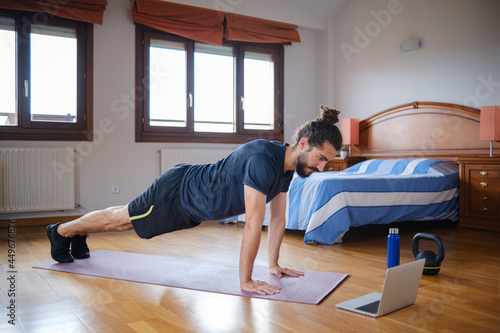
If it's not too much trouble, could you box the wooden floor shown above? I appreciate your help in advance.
[1,220,499,332]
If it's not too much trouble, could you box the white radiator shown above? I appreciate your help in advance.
[0,148,76,213]
[160,146,239,174]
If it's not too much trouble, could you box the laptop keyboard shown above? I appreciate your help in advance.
[355,300,380,314]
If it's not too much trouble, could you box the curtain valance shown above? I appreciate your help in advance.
[133,0,224,45]
[133,0,300,45]
[0,0,108,24]
[225,13,300,44]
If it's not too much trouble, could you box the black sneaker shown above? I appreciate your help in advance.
[46,223,74,263]
[71,234,90,259]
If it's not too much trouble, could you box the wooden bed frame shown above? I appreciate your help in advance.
[351,101,499,160]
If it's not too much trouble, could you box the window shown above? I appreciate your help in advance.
[0,10,93,141]
[244,49,276,131]
[0,16,15,127]
[136,25,284,143]
[193,43,235,133]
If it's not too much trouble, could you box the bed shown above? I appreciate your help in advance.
[285,158,459,244]
[267,102,497,244]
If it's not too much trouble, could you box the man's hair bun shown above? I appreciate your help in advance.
[319,105,340,124]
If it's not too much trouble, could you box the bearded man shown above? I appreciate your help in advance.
[46,106,342,295]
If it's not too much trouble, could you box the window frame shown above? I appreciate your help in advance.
[0,9,93,141]
[135,24,284,144]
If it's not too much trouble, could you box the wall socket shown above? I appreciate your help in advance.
[112,185,120,194]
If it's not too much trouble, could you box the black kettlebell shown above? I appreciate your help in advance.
[412,233,445,275]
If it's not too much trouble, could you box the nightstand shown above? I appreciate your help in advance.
[458,157,500,231]
[325,157,365,172]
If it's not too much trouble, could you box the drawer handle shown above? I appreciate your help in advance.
[480,182,488,187]
[480,196,488,201]
[480,207,488,212]
[480,171,488,176]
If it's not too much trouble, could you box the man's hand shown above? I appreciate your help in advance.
[240,279,281,295]
[269,264,304,278]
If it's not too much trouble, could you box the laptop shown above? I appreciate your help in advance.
[336,259,425,317]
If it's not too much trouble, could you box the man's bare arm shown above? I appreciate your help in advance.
[239,185,280,295]
[268,192,304,278]
[267,192,286,269]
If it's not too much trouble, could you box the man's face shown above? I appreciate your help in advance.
[296,142,337,178]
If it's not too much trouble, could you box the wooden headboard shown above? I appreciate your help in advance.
[351,101,499,160]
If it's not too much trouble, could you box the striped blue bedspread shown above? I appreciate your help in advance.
[285,159,459,244]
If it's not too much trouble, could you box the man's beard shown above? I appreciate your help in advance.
[296,151,319,178]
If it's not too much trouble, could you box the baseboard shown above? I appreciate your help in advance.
[0,216,81,228]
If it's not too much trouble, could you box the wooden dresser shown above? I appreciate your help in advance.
[458,157,500,231]
[325,157,365,172]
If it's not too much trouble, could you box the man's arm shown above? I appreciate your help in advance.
[268,192,286,269]
[239,185,280,295]
[268,192,304,278]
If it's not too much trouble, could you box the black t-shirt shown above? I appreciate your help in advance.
[179,139,294,221]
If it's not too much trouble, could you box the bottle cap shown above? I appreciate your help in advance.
[389,228,399,234]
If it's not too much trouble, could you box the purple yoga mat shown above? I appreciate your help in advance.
[34,250,348,304]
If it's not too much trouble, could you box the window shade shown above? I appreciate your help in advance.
[133,0,300,45]
[0,0,108,24]
[225,13,300,44]
[133,0,225,46]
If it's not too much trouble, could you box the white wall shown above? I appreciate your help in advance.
[284,28,320,141]
[316,15,336,109]
[2,0,319,219]
[9,0,497,220]
[334,0,500,119]
[164,0,329,30]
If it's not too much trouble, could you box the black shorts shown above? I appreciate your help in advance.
[128,164,200,239]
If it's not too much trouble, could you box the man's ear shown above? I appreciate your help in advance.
[298,138,309,150]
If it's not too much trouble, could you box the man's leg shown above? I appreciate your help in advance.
[47,205,133,263]
[58,205,133,237]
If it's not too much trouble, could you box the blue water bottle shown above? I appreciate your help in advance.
[387,228,400,268]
